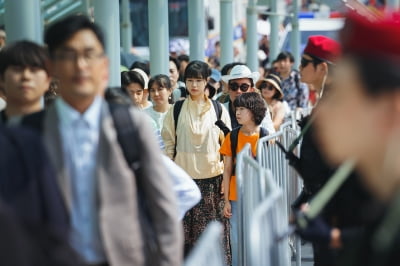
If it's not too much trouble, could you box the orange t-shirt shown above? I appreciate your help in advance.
[219,129,260,201]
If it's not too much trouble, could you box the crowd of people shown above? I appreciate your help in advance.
[0,8,400,266]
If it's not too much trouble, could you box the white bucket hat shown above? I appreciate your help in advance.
[221,65,260,85]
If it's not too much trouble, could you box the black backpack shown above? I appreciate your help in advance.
[172,99,230,157]
[173,99,223,130]
[230,126,269,174]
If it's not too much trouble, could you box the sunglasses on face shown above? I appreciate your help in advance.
[300,57,314,68]
[259,82,274,91]
[229,82,250,92]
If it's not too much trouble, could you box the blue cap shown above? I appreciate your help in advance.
[210,68,221,82]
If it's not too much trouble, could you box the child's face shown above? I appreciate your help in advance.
[235,106,254,126]
[2,65,50,106]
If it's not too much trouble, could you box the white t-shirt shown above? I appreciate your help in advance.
[144,106,170,132]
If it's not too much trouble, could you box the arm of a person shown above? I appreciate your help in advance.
[272,102,286,131]
[161,106,176,160]
[261,108,276,134]
[222,155,233,218]
[161,155,201,219]
[129,108,183,266]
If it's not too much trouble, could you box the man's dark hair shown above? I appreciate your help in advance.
[233,92,266,125]
[130,61,150,76]
[44,15,105,57]
[184,60,210,81]
[0,40,49,76]
[177,54,189,63]
[220,62,246,76]
[276,51,295,63]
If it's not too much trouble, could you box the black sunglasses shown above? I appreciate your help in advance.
[300,57,314,68]
[259,82,274,91]
[229,82,250,92]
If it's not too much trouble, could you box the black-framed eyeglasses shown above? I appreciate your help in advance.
[259,82,274,91]
[229,82,250,92]
[300,57,314,68]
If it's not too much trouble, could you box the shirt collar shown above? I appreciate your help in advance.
[56,96,103,130]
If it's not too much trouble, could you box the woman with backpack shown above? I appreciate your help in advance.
[161,60,231,263]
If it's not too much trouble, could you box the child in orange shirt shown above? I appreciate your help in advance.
[219,92,267,266]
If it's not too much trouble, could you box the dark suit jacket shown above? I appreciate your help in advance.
[0,125,83,265]
[0,125,69,233]
[23,101,183,266]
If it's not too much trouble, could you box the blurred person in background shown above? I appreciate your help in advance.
[315,11,400,266]
[145,74,174,132]
[257,73,288,131]
[275,51,309,111]
[170,56,187,101]
[0,40,51,126]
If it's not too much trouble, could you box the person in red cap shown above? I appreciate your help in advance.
[314,10,400,266]
[300,35,341,99]
[285,34,377,266]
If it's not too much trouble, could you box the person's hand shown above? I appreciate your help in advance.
[223,201,232,218]
[295,214,331,245]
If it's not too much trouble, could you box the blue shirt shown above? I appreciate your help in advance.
[56,97,106,263]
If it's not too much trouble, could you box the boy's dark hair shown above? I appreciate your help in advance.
[121,71,145,91]
[44,15,105,57]
[177,54,189,63]
[0,40,49,76]
[184,60,210,81]
[276,51,295,63]
[220,62,246,76]
[130,61,150,76]
[220,63,232,76]
[148,74,174,104]
[169,56,180,70]
[233,92,266,125]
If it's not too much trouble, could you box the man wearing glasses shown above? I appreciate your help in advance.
[221,64,275,133]
[24,15,182,266]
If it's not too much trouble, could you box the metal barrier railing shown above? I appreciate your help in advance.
[236,144,269,266]
[250,186,290,266]
[257,115,304,266]
[184,221,225,266]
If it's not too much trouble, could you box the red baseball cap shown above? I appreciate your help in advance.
[303,35,342,64]
[340,11,400,58]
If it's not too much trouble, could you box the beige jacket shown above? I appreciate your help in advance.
[162,96,231,179]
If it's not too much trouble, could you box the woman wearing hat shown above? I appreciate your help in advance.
[257,74,287,131]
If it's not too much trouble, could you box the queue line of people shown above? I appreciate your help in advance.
[1,9,400,266]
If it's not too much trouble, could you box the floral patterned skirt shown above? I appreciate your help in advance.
[183,175,232,265]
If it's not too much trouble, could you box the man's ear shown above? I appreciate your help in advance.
[318,62,329,74]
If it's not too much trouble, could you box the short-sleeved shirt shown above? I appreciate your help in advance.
[219,129,259,201]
